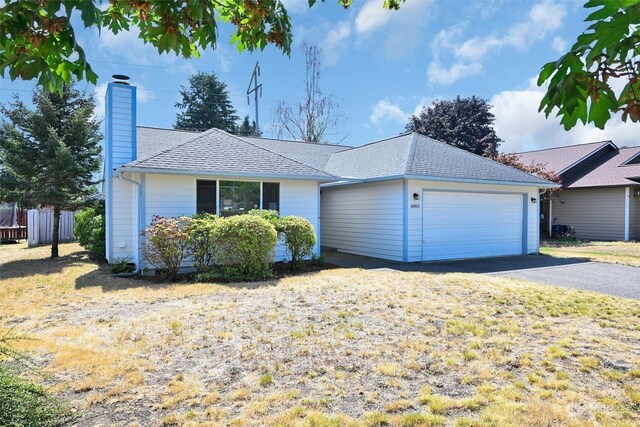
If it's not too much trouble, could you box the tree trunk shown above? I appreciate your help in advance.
[51,206,60,258]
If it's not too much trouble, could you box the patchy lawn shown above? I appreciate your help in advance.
[1,243,640,426]
[541,240,640,267]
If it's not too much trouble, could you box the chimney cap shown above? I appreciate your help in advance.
[112,74,130,81]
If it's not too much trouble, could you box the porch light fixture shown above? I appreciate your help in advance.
[531,197,537,203]
[413,193,420,200]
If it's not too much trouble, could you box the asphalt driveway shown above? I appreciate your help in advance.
[325,251,640,300]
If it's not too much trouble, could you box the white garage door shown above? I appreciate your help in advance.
[422,191,524,261]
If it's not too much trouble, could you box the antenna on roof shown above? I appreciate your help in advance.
[246,62,262,135]
[112,74,130,85]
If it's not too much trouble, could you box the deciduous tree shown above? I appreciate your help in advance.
[538,0,640,130]
[272,43,345,143]
[0,0,405,92]
[0,83,102,258]
[406,96,501,156]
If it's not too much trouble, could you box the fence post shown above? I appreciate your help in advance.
[27,209,38,247]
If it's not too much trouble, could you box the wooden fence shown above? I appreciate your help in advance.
[0,210,27,241]
[27,209,76,247]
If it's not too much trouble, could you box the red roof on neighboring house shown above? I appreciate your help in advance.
[517,141,613,174]
[517,142,640,189]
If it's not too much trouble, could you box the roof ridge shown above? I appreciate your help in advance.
[137,125,200,134]
[405,133,419,175]
[240,135,349,148]
[212,129,337,177]
[334,131,413,153]
[414,133,553,184]
[517,140,612,154]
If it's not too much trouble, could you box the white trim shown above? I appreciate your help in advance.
[321,174,558,189]
[119,166,335,182]
[557,141,617,175]
[621,150,640,166]
[624,187,630,241]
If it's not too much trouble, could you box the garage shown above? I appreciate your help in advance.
[422,191,525,261]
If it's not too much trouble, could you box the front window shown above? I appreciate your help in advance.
[196,180,217,214]
[219,180,260,216]
[262,182,280,211]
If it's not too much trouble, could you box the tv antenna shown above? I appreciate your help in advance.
[246,62,262,135]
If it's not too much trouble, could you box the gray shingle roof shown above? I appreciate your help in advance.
[125,128,335,179]
[137,126,199,160]
[324,133,554,186]
[125,127,555,186]
[239,136,348,170]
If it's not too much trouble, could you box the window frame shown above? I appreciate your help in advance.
[195,179,280,217]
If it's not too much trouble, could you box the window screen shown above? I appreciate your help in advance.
[262,182,280,212]
[196,180,217,214]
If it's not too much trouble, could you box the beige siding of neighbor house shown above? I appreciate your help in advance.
[552,188,626,241]
[321,180,404,261]
[631,190,640,240]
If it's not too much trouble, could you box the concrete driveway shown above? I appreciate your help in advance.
[325,251,640,300]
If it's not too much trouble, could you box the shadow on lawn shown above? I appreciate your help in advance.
[74,266,281,292]
[324,251,593,274]
[0,251,88,281]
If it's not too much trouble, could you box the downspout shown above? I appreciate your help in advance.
[116,172,142,274]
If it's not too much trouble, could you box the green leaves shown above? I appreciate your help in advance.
[538,0,640,129]
[0,1,403,91]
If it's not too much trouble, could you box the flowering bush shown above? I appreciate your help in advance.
[247,209,282,231]
[280,216,316,269]
[212,215,277,281]
[140,216,192,280]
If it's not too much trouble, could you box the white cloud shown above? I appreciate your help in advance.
[427,61,482,85]
[429,0,567,85]
[97,27,186,68]
[322,21,352,66]
[491,77,640,153]
[355,0,434,57]
[280,0,310,14]
[551,36,568,54]
[370,99,409,128]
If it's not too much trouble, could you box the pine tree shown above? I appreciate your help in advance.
[236,115,260,137]
[174,72,239,132]
[0,84,102,258]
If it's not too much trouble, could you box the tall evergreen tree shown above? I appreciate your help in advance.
[0,84,102,258]
[406,96,501,156]
[174,72,239,132]
[236,115,260,137]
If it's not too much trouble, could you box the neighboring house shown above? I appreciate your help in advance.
[104,82,556,270]
[518,141,640,241]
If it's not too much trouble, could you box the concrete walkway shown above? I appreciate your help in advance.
[325,251,640,300]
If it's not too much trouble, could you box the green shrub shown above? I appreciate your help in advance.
[247,209,282,231]
[0,367,74,427]
[108,257,135,274]
[140,216,192,280]
[185,213,218,272]
[212,215,277,281]
[1,330,74,427]
[280,216,316,269]
[74,203,105,258]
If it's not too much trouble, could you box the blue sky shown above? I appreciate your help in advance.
[1,0,639,152]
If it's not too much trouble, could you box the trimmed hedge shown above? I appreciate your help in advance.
[74,203,105,259]
[211,215,277,281]
[280,216,316,269]
[185,213,218,272]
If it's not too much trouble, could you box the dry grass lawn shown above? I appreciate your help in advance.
[1,242,640,426]
[540,240,640,267]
